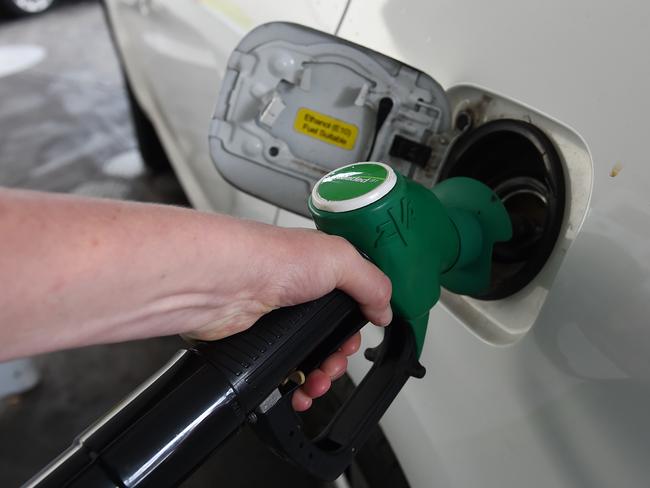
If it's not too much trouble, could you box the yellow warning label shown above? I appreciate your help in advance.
[293,108,358,151]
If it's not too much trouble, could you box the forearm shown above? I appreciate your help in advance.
[1,187,391,362]
[0,188,263,360]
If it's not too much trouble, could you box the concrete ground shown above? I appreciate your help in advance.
[0,2,327,487]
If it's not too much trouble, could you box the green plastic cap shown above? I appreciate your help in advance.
[311,162,397,212]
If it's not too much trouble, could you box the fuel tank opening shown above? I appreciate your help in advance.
[439,119,565,299]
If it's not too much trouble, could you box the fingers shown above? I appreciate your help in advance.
[320,351,348,381]
[290,361,341,411]
[292,369,331,412]
[292,332,362,411]
[292,389,312,412]
[340,332,361,356]
[329,237,393,326]
[301,369,331,399]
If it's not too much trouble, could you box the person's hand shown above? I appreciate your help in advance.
[0,190,392,408]
[181,220,393,411]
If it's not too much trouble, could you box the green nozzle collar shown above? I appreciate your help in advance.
[311,162,397,212]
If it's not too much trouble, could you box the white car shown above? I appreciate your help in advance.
[103,1,650,487]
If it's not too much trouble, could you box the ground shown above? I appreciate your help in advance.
[0,2,328,486]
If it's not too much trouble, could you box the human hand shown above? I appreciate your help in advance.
[0,191,392,404]
[181,219,392,411]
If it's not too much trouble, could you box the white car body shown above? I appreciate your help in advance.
[104,1,650,487]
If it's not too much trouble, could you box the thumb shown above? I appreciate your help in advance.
[328,237,393,326]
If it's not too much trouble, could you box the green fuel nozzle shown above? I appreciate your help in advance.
[309,162,513,357]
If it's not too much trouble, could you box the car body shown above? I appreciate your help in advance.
[103,1,650,487]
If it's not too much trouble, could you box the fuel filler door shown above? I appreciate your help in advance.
[210,21,452,216]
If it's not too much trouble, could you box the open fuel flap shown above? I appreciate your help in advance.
[209,21,452,217]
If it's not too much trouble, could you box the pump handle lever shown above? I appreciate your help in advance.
[192,289,424,481]
[251,312,423,480]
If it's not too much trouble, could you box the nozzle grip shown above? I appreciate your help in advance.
[27,291,420,487]
[191,290,368,414]
[251,316,424,481]
[195,290,424,481]
[26,291,366,488]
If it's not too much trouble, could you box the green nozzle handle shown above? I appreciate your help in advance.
[308,162,512,356]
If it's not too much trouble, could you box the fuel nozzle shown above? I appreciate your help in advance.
[309,162,512,356]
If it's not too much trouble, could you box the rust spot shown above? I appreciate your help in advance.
[610,163,623,177]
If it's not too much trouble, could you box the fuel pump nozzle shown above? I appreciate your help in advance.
[26,163,511,488]
[309,162,513,356]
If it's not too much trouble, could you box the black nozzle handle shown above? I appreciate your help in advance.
[250,315,424,481]
[25,290,369,488]
[195,290,425,480]
[24,350,244,488]
[191,289,369,413]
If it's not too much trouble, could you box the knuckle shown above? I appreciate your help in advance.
[323,235,356,272]
[328,234,354,253]
[375,276,393,305]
